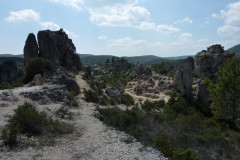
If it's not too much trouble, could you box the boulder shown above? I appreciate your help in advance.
[23,33,38,66]
[37,29,81,71]
[0,60,18,84]
[175,57,194,105]
[33,74,43,86]
[194,44,234,79]
[105,87,121,101]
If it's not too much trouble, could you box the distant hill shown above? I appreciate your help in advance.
[0,57,24,64]
[227,44,240,58]
[0,53,189,66]
[164,55,193,60]
[79,54,93,58]
[0,54,23,58]
[81,55,117,65]
[123,55,166,64]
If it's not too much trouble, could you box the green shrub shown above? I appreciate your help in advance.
[203,77,211,84]
[141,100,165,111]
[9,102,48,135]
[25,57,53,83]
[0,82,13,90]
[99,95,109,105]
[154,134,173,157]
[121,94,134,106]
[172,148,199,160]
[84,90,99,103]
[1,102,73,146]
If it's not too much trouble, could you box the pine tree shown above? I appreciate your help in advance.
[209,57,240,128]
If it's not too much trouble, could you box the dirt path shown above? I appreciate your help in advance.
[0,75,167,160]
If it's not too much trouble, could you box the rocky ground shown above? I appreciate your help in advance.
[0,72,167,160]
[125,72,173,103]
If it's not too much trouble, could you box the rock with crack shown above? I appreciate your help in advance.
[37,29,81,71]
[175,56,194,105]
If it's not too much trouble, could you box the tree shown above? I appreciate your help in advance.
[209,57,240,128]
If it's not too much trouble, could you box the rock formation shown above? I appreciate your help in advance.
[175,44,234,107]
[24,33,38,66]
[175,57,194,105]
[134,63,152,76]
[23,29,81,71]
[194,44,234,79]
[0,60,18,84]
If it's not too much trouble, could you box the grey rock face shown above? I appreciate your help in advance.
[37,29,81,71]
[23,33,38,66]
[196,80,209,108]
[43,67,80,92]
[194,44,234,79]
[105,87,121,101]
[20,85,68,105]
[0,60,18,84]
[134,63,152,76]
[175,57,194,105]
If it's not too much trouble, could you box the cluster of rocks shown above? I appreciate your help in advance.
[175,44,235,107]
[19,85,68,105]
[23,29,81,92]
[105,87,121,102]
[133,63,152,77]
[24,29,81,71]
[0,60,18,84]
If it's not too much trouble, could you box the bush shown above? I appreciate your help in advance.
[25,57,53,83]
[172,148,199,160]
[1,102,73,146]
[141,100,165,111]
[121,94,135,106]
[0,82,13,90]
[84,89,99,103]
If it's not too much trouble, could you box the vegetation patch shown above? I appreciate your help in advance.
[1,102,73,146]
[96,95,240,160]
[25,57,53,83]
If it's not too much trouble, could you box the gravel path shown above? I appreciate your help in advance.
[0,76,167,160]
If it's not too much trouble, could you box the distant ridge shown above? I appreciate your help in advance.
[0,54,23,58]
[227,44,240,58]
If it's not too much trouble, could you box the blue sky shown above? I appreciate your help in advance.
[0,0,240,57]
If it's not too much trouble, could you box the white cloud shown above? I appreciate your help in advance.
[41,21,60,30]
[5,9,40,22]
[213,1,240,36]
[49,0,83,11]
[198,38,209,43]
[179,33,192,39]
[156,25,180,34]
[40,21,79,37]
[48,0,180,34]
[86,36,209,57]
[212,1,240,25]
[217,25,240,36]
[174,17,193,24]
[97,36,107,40]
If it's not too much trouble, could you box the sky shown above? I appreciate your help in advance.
[0,0,240,57]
